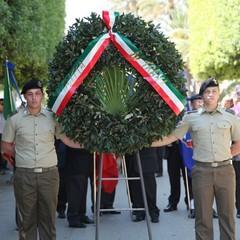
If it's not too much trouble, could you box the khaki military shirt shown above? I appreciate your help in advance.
[173,106,240,162]
[2,107,64,168]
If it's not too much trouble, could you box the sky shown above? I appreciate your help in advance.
[65,0,112,30]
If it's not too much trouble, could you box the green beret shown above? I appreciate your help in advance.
[21,78,43,94]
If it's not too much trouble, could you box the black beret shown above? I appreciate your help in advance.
[189,94,202,102]
[21,78,43,94]
[199,77,219,95]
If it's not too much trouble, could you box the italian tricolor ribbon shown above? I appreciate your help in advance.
[48,11,187,116]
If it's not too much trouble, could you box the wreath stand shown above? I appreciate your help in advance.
[94,151,153,240]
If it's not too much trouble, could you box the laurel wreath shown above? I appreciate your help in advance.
[47,12,186,155]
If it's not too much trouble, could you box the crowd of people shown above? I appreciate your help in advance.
[1,78,240,240]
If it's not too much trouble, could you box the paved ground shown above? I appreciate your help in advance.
[0,160,240,240]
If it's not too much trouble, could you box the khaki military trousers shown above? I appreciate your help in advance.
[13,167,59,240]
[192,163,235,240]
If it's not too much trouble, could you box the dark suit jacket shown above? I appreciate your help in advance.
[65,147,93,174]
[125,147,158,173]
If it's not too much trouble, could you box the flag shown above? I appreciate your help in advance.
[96,153,119,194]
[3,61,23,119]
[2,152,14,167]
[178,101,195,176]
[179,132,195,173]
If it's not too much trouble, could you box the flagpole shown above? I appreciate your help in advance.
[5,60,14,111]
[184,167,191,215]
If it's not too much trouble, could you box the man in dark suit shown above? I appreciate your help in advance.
[125,147,160,223]
[55,139,67,219]
[163,141,192,212]
[65,147,94,228]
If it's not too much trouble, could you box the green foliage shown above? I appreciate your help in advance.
[0,0,65,86]
[188,0,240,80]
[47,12,186,155]
[96,66,138,116]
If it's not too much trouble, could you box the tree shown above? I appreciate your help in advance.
[188,0,240,81]
[159,1,198,94]
[0,0,65,86]
[109,0,176,21]
[109,0,140,15]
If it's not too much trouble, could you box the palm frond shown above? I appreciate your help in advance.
[96,66,138,116]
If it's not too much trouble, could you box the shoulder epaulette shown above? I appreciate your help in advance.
[225,108,235,115]
[45,107,53,113]
[9,109,19,117]
[186,110,198,114]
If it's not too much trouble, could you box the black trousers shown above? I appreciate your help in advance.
[233,160,240,211]
[57,168,67,213]
[166,143,193,206]
[101,189,116,209]
[156,147,165,175]
[66,173,93,225]
[126,163,159,218]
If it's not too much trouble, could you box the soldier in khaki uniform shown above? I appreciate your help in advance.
[1,78,81,240]
[153,78,240,240]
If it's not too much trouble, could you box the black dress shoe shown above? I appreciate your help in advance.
[132,210,137,215]
[133,214,146,222]
[188,209,195,219]
[151,216,159,223]
[236,210,240,218]
[69,222,87,228]
[213,209,218,218]
[164,204,177,212]
[110,210,121,214]
[57,211,66,219]
[80,215,94,224]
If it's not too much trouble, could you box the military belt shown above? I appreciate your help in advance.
[16,166,57,173]
[195,159,232,168]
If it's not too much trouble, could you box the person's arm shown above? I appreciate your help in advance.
[1,141,15,158]
[59,135,83,148]
[55,121,83,148]
[151,134,178,147]
[231,140,240,156]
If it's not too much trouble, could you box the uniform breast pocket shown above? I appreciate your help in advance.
[217,121,231,137]
[43,125,55,142]
[16,130,27,144]
[191,124,205,138]
[192,125,205,132]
